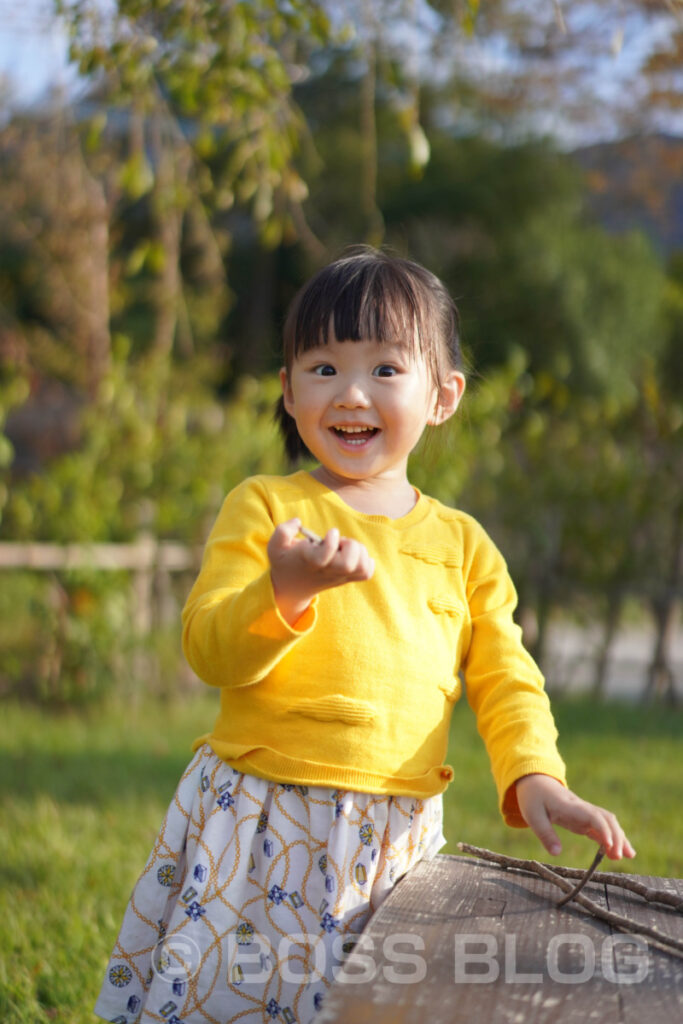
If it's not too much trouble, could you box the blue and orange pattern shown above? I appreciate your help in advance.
[94,744,444,1024]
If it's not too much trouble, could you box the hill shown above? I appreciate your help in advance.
[573,134,683,257]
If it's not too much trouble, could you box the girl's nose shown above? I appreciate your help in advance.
[333,376,371,408]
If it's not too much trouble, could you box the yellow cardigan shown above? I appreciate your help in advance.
[182,471,566,825]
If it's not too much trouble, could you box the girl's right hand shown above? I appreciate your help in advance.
[268,517,374,625]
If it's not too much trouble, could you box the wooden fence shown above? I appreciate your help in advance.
[1,539,680,700]
[0,536,202,634]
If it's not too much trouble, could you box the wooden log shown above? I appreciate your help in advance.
[602,872,683,1023]
[319,854,683,1024]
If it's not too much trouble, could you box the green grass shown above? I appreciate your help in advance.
[0,691,681,1023]
[444,697,683,875]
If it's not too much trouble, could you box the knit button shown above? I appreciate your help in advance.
[440,767,454,781]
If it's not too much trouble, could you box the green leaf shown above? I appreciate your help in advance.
[118,153,155,200]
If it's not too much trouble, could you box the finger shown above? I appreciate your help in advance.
[523,803,563,857]
[335,538,364,576]
[547,795,636,861]
[355,549,374,580]
[589,811,634,861]
[588,811,618,857]
[313,528,341,567]
[343,557,374,583]
[337,539,375,580]
[553,802,616,855]
[606,814,636,859]
[269,518,302,555]
[554,803,635,861]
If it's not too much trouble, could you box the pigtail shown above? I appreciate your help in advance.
[274,395,312,464]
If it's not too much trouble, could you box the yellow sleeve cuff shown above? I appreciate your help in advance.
[247,571,318,640]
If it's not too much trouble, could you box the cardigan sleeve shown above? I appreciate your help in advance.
[181,477,317,688]
[461,520,567,826]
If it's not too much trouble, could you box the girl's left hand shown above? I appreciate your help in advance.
[515,773,636,860]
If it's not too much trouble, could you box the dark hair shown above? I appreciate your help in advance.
[276,245,463,462]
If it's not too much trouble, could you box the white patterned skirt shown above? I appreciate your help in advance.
[94,743,445,1024]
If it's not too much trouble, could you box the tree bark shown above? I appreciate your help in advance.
[359,22,384,246]
[643,505,682,704]
[592,589,624,699]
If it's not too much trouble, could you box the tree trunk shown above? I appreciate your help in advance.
[80,172,111,397]
[531,586,552,672]
[642,505,682,704]
[644,597,680,704]
[359,25,384,247]
[592,590,623,700]
[150,112,182,359]
[242,246,276,375]
[516,601,538,653]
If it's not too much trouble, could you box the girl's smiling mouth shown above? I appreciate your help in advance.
[331,425,380,446]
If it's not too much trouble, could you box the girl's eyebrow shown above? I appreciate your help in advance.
[378,341,410,354]
[299,349,330,361]
[295,344,328,358]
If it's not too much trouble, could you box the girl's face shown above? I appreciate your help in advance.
[280,335,464,486]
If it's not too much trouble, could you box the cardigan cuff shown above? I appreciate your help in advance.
[246,571,318,640]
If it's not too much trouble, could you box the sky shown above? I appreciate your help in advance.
[0,0,76,107]
[0,0,680,142]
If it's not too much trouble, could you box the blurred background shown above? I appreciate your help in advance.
[0,3,682,1018]
[1,0,681,707]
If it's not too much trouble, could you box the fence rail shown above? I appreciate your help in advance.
[0,537,200,572]
[1,540,680,701]
[0,536,202,634]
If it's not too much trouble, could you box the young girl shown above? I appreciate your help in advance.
[95,247,634,1024]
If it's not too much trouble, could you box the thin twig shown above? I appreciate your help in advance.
[298,526,323,544]
[457,843,683,959]
[557,868,683,911]
[537,863,683,958]
[553,0,567,34]
[458,843,683,910]
[557,846,604,907]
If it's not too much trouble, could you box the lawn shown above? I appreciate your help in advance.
[0,691,681,1023]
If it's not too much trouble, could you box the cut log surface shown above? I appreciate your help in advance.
[318,854,683,1024]
[602,873,683,1023]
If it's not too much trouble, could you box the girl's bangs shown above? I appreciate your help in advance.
[287,263,431,364]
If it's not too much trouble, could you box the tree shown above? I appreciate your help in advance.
[420,0,683,144]
[45,0,334,387]
[0,111,110,397]
[378,134,665,396]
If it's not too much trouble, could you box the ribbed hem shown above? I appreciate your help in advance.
[197,736,455,799]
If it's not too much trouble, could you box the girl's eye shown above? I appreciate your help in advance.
[373,364,398,378]
[313,364,336,376]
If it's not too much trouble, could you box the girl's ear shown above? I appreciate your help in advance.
[428,371,466,426]
[279,367,295,417]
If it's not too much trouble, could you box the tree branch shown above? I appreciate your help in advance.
[458,842,683,910]
[457,842,683,960]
